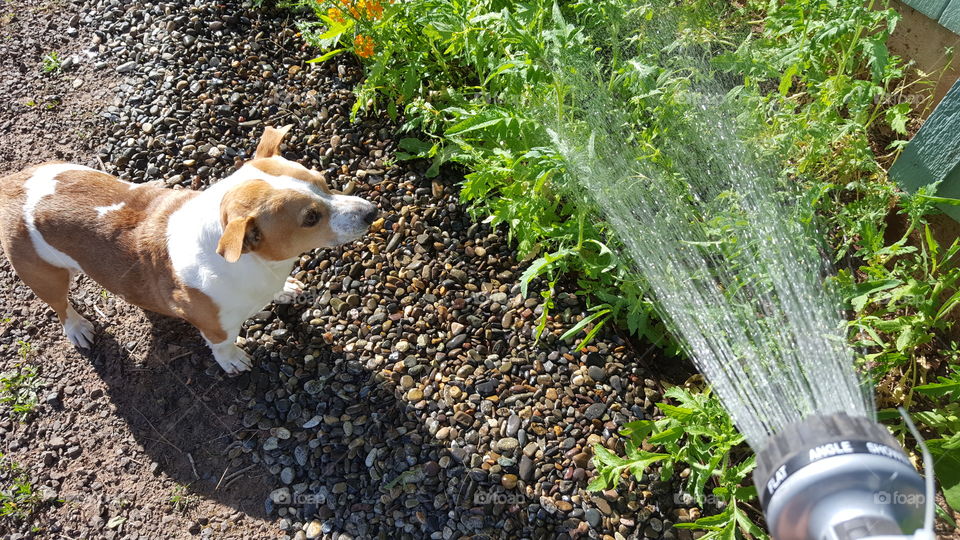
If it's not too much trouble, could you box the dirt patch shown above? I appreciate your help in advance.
[0,1,276,537]
[0,2,107,171]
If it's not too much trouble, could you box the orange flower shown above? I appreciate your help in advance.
[354,34,375,58]
[327,6,346,23]
[364,0,384,19]
[336,0,383,20]
[342,0,361,18]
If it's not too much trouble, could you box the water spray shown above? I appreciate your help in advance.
[545,41,939,537]
[555,125,940,537]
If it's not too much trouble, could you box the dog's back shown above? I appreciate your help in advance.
[0,163,196,317]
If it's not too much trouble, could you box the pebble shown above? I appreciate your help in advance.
[115,60,136,73]
[584,402,607,420]
[305,521,323,539]
[519,456,534,480]
[505,413,520,437]
[585,508,602,528]
[497,437,520,454]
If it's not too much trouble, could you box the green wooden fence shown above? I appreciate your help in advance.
[905,0,960,33]
[889,78,960,221]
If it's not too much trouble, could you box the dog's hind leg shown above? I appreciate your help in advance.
[5,244,95,348]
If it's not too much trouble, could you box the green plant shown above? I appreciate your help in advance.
[0,363,40,421]
[839,197,960,385]
[590,386,763,539]
[169,484,198,513]
[0,454,43,523]
[721,0,916,178]
[40,51,61,74]
[15,340,31,359]
[913,366,960,514]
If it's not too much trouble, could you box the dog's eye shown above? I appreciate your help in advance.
[302,209,321,227]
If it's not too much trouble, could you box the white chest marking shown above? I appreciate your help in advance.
[94,202,126,217]
[166,173,296,337]
[23,164,96,271]
[165,162,369,338]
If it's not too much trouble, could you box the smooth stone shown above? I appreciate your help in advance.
[584,402,607,420]
[587,365,607,381]
[505,413,520,437]
[572,452,591,468]
[585,508,602,528]
[519,455,534,481]
[305,520,323,539]
[497,437,520,454]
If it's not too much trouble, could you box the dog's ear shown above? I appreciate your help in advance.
[217,181,269,262]
[254,125,293,159]
[217,216,259,263]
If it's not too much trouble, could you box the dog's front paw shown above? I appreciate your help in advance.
[210,343,253,375]
[63,307,95,349]
[274,277,306,304]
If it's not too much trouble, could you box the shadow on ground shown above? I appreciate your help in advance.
[73,310,275,520]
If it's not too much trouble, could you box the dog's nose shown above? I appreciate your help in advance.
[363,207,379,225]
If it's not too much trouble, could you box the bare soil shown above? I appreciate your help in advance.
[0,1,277,538]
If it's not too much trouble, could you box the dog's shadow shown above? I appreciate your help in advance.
[77,309,276,519]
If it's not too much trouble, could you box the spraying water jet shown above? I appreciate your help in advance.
[542,37,938,537]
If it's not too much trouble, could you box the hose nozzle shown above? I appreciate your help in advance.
[753,413,928,540]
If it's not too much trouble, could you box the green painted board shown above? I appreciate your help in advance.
[889,77,960,222]
[940,0,960,32]
[903,0,950,20]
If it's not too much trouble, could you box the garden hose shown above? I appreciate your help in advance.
[752,410,935,540]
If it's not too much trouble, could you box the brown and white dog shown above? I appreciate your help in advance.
[0,126,377,374]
